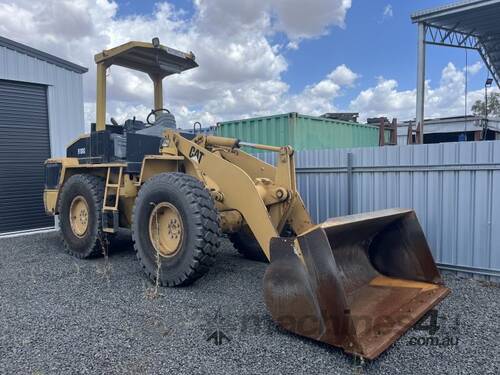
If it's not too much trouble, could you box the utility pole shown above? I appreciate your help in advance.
[416,22,426,144]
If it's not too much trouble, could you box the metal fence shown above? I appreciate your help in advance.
[260,140,500,281]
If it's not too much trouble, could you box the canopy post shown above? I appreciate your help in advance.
[95,62,107,132]
[151,74,163,111]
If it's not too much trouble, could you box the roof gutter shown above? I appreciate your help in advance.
[0,36,88,74]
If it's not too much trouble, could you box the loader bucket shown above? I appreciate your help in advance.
[263,208,450,360]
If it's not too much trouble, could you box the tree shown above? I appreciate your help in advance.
[471,92,500,118]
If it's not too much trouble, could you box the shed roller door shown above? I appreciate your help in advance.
[0,79,54,233]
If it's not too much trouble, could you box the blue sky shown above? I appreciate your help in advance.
[1,0,491,126]
[114,0,487,116]
[281,1,485,102]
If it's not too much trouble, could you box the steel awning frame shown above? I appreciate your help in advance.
[411,0,500,88]
[411,0,500,143]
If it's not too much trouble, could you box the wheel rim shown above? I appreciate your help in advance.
[149,202,184,257]
[69,195,89,238]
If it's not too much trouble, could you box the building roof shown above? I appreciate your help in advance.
[0,36,88,74]
[398,115,500,135]
[411,0,500,87]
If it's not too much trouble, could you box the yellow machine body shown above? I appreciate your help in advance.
[43,39,449,360]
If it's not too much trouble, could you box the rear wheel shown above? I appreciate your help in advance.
[132,173,220,286]
[58,174,106,258]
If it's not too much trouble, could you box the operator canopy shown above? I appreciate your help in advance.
[94,38,198,78]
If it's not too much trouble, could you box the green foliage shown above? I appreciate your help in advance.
[471,92,500,117]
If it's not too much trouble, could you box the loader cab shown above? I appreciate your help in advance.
[66,38,198,172]
[93,37,198,132]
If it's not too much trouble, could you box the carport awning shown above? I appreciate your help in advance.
[411,0,500,88]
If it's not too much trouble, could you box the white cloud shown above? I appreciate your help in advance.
[276,65,359,115]
[194,0,352,39]
[286,41,299,50]
[0,0,352,129]
[272,0,352,39]
[2,1,488,129]
[327,64,359,87]
[350,77,414,121]
[350,62,496,122]
[382,4,393,19]
[465,61,482,75]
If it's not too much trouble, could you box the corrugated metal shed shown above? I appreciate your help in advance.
[259,140,500,280]
[411,0,500,87]
[397,116,500,145]
[0,36,87,235]
[216,112,386,152]
[0,36,87,158]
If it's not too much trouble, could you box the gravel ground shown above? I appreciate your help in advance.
[0,231,499,375]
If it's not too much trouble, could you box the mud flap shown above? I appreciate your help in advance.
[263,208,450,360]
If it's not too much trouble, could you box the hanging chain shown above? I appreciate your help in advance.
[146,202,162,299]
[97,232,111,282]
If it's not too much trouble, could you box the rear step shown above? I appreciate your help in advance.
[102,167,123,233]
[264,208,450,360]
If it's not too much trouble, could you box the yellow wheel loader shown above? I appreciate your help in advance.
[43,39,450,360]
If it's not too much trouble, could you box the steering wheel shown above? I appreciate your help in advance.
[146,108,170,125]
[193,121,202,133]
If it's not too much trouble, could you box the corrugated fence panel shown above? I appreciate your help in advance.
[491,145,500,272]
[258,140,500,280]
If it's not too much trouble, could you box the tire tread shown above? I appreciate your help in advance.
[58,174,105,259]
[132,173,220,286]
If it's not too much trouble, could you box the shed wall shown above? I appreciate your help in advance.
[0,45,85,158]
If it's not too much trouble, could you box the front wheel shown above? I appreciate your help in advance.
[132,173,220,286]
[229,226,268,262]
[229,224,295,263]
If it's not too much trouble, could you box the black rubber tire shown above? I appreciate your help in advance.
[132,173,220,286]
[58,174,106,259]
[229,226,269,262]
[229,224,296,263]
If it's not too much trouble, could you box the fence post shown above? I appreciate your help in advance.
[347,152,353,215]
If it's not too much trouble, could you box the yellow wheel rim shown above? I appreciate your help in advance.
[149,202,184,257]
[69,195,89,238]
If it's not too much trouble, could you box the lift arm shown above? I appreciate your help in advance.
[164,130,313,259]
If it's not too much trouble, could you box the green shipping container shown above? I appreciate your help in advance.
[215,112,388,152]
